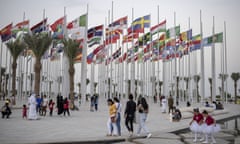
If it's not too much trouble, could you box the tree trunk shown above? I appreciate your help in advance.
[234,82,237,104]
[68,64,75,109]
[34,57,42,95]
[11,59,17,97]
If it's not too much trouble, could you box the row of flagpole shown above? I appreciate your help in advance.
[0,2,229,104]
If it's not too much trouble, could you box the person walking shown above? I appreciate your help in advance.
[63,97,70,116]
[168,94,174,114]
[106,99,118,136]
[48,99,55,116]
[22,104,27,119]
[161,96,167,113]
[114,97,122,136]
[42,95,48,116]
[136,96,152,138]
[124,93,136,136]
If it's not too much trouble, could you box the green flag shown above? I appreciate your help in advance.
[79,14,87,27]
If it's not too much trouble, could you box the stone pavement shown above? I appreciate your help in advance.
[0,97,240,144]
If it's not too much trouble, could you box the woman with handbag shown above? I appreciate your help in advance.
[136,96,152,138]
[106,99,118,136]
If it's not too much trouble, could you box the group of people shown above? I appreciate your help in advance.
[189,108,221,143]
[26,94,71,120]
[106,94,152,138]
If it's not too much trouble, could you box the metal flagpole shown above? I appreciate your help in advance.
[188,17,192,102]
[224,21,228,103]
[173,12,178,105]
[211,16,216,102]
[0,42,3,97]
[131,8,135,98]
[200,10,205,104]
[81,5,88,102]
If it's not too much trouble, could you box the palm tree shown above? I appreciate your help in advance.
[231,72,240,104]
[24,33,52,95]
[183,77,190,101]
[208,78,213,102]
[193,75,201,102]
[62,38,81,108]
[6,38,26,97]
[0,67,6,95]
[218,73,228,102]
[94,82,98,93]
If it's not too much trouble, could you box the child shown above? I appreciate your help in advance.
[63,98,70,116]
[22,104,27,119]
[48,99,55,116]
[189,108,204,142]
[201,110,221,144]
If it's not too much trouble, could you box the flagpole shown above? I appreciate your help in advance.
[188,17,192,102]
[173,11,178,105]
[0,42,3,97]
[81,4,88,102]
[211,16,216,102]
[200,10,205,104]
[131,8,135,98]
[224,21,228,103]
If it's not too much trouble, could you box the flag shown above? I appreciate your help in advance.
[51,16,65,39]
[87,52,94,64]
[0,23,12,42]
[166,25,180,39]
[88,25,103,39]
[109,16,127,30]
[12,20,29,38]
[112,48,121,60]
[67,14,86,28]
[122,33,139,43]
[87,25,103,47]
[180,29,192,42]
[150,20,166,35]
[138,32,151,46]
[130,15,150,33]
[67,14,86,40]
[31,18,48,34]
[212,32,223,43]
[105,28,121,45]
[190,34,201,51]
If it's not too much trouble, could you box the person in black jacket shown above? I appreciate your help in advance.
[124,93,136,136]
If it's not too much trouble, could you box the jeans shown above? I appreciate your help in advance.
[116,113,121,135]
[137,112,150,134]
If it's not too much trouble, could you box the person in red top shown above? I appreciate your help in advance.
[48,99,55,116]
[189,108,204,142]
[22,104,27,119]
[63,98,70,116]
[201,110,220,144]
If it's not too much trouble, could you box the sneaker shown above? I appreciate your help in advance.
[147,133,152,138]
[211,139,216,144]
[202,141,208,144]
[199,137,205,142]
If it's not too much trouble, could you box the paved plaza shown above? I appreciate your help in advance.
[0,97,240,144]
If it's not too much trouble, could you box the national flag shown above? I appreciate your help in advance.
[130,15,150,33]
[122,33,139,43]
[0,23,12,42]
[67,14,87,40]
[112,48,121,60]
[109,16,127,30]
[212,32,223,43]
[138,32,151,46]
[12,20,29,37]
[51,16,65,39]
[105,28,121,45]
[180,29,192,42]
[190,34,201,51]
[31,18,48,34]
[87,52,94,64]
[166,25,180,39]
[150,20,166,35]
[88,25,103,39]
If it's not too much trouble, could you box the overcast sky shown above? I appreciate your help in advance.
[1,0,240,95]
